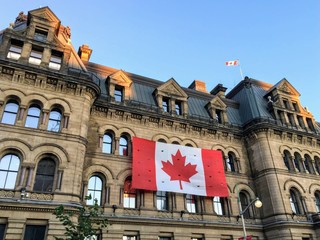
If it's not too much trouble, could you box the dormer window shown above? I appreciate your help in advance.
[29,46,43,65]
[34,28,48,42]
[175,101,182,115]
[7,39,23,60]
[292,102,299,111]
[162,98,169,112]
[215,109,223,123]
[283,99,289,109]
[114,85,124,102]
[49,50,62,70]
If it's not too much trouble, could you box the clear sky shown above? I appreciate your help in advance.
[1,1,320,120]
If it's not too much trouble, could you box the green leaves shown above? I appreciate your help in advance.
[53,196,108,240]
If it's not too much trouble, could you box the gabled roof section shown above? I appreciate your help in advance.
[108,70,132,87]
[265,78,300,97]
[156,78,188,98]
[28,7,61,30]
[206,96,227,110]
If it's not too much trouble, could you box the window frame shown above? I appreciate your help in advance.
[156,191,169,211]
[114,85,124,102]
[49,50,62,70]
[119,135,128,156]
[102,133,113,154]
[1,100,19,125]
[33,158,56,192]
[289,188,304,215]
[186,194,197,213]
[87,175,103,206]
[0,153,20,189]
[29,46,43,65]
[25,104,41,129]
[47,108,62,132]
[123,177,136,209]
[7,39,23,60]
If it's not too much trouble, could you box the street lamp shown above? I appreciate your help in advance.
[238,197,262,240]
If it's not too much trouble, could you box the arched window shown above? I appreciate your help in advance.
[315,191,320,213]
[0,154,20,189]
[157,139,166,143]
[34,158,56,192]
[293,152,302,172]
[315,157,320,175]
[156,191,168,211]
[87,175,103,206]
[102,133,113,154]
[119,135,128,156]
[47,108,62,132]
[213,197,227,216]
[304,154,314,174]
[172,141,180,145]
[25,104,41,128]
[1,100,19,125]
[186,194,197,213]
[123,177,136,208]
[227,152,236,172]
[283,150,291,170]
[239,191,252,218]
[290,188,304,215]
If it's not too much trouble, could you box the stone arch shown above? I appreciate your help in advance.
[152,134,169,143]
[116,168,132,182]
[283,179,306,194]
[1,88,26,103]
[98,124,119,135]
[169,136,183,144]
[182,139,197,147]
[118,127,135,138]
[279,145,293,156]
[225,146,241,158]
[32,143,69,167]
[22,93,48,107]
[83,165,114,182]
[233,182,257,199]
[0,138,32,161]
[309,183,320,195]
[44,97,72,114]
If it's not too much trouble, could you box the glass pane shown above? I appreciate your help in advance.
[1,112,17,124]
[87,190,95,205]
[9,155,20,171]
[95,177,102,189]
[5,172,17,188]
[93,191,101,205]
[5,102,19,112]
[25,116,39,128]
[0,172,6,188]
[48,120,61,132]
[102,143,111,153]
[49,111,61,120]
[0,155,10,170]
[88,177,96,189]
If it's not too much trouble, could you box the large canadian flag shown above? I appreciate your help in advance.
[132,137,228,197]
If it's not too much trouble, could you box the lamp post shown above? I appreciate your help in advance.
[238,197,262,240]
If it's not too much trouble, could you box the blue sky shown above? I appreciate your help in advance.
[1,1,320,120]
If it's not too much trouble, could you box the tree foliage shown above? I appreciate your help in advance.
[53,196,108,240]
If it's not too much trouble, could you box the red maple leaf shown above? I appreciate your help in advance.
[161,150,198,190]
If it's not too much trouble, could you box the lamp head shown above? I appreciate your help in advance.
[254,198,263,208]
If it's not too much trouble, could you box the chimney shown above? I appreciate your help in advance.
[210,84,227,98]
[78,44,92,61]
[188,80,208,93]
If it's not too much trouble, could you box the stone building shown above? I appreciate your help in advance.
[0,6,320,240]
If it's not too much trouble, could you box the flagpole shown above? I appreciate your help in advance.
[238,60,244,79]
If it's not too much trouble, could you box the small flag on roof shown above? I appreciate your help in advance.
[225,60,238,66]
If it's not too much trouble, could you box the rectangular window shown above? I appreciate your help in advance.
[156,191,168,211]
[34,28,48,42]
[186,194,197,213]
[215,109,223,123]
[0,224,6,240]
[7,39,23,60]
[162,98,169,112]
[175,101,181,115]
[292,102,299,111]
[49,50,62,70]
[29,46,43,65]
[114,86,123,102]
[306,118,315,131]
[297,116,305,128]
[283,99,289,109]
[23,225,46,240]
[123,236,137,240]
